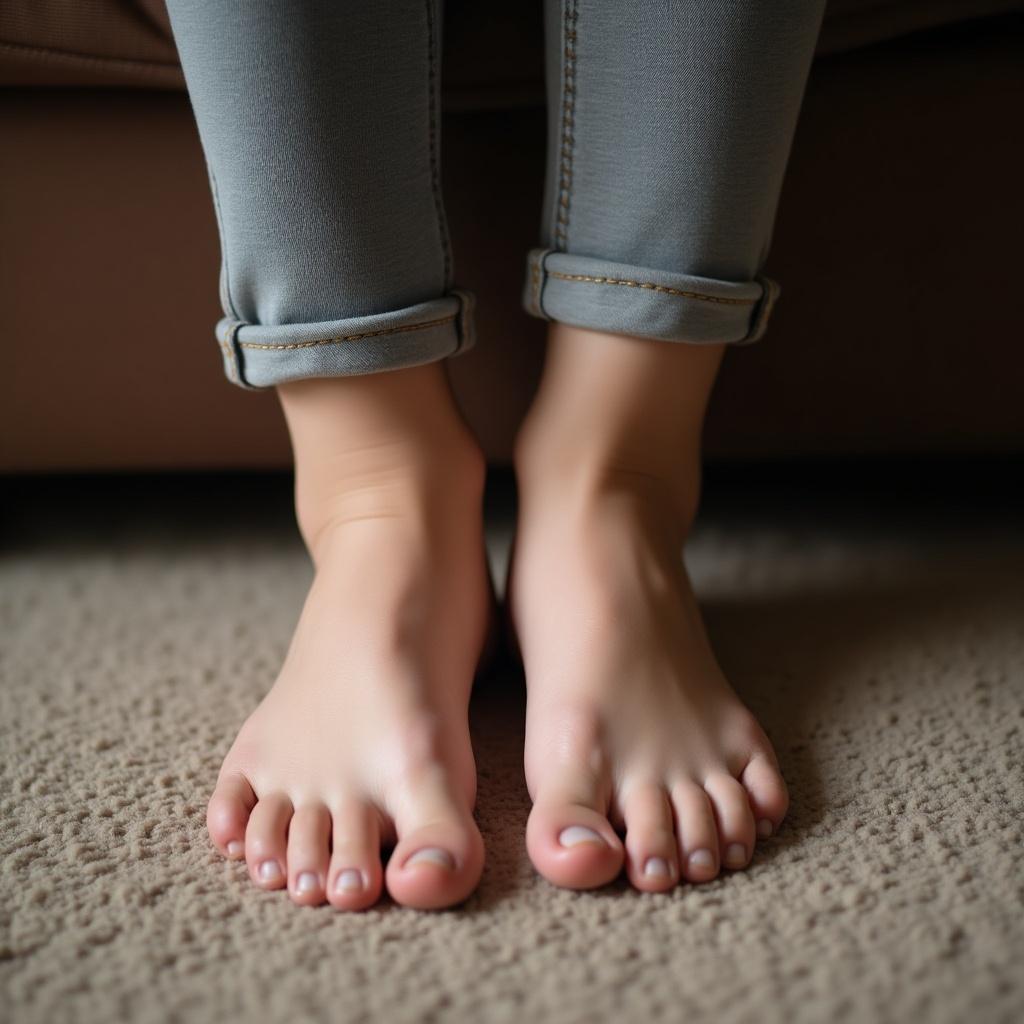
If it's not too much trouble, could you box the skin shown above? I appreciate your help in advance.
[509,322,788,892]
[206,362,492,910]
[204,321,789,907]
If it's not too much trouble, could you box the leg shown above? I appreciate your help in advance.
[511,0,827,890]
[167,0,474,388]
[166,0,490,910]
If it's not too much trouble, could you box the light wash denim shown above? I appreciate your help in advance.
[165,1,827,391]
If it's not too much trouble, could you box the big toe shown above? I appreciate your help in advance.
[386,810,484,910]
[526,800,624,890]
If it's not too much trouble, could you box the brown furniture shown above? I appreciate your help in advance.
[2,1,1023,471]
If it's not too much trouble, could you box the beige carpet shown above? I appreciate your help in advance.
[2,469,1022,1024]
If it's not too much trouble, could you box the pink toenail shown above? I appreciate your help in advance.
[643,857,671,879]
[688,849,715,872]
[405,847,455,870]
[258,860,283,883]
[226,840,244,857]
[725,843,747,867]
[757,819,773,839]
[335,869,364,893]
[558,826,604,848]
[295,871,319,893]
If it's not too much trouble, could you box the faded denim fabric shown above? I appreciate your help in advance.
[165,1,826,390]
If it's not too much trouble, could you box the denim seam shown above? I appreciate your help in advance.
[424,0,452,290]
[554,0,578,250]
[740,274,781,343]
[236,313,458,351]
[448,286,476,353]
[207,165,240,321]
[218,321,243,385]
[546,270,757,306]
[216,332,233,384]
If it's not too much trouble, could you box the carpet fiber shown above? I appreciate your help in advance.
[2,468,1022,1024]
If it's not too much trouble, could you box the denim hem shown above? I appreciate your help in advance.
[521,248,779,346]
[215,286,476,390]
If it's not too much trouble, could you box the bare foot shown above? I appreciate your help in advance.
[205,365,493,910]
[508,322,788,892]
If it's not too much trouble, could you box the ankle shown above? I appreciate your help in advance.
[512,322,720,532]
[514,410,702,536]
[303,453,486,564]
[275,365,486,558]
[518,460,701,553]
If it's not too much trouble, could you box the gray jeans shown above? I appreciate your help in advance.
[165,1,826,390]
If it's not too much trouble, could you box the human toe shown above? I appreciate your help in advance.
[328,799,385,911]
[526,797,624,890]
[741,752,789,841]
[621,783,678,892]
[286,802,331,906]
[244,792,292,890]
[671,781,721,883]
[386,811,484,910]
[704,772,756,870]
[207,771,256,860]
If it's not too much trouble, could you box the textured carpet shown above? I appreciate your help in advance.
[2,467,1022,1024]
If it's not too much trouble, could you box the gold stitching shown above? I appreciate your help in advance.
[547,271,756,306]
[236,314,458,351]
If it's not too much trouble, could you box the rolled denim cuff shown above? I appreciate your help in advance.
[522,248,779,346]
[215,287,477,390]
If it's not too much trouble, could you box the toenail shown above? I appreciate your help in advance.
[295,871,319,894]
[405,847,455,871]
[725,843,747,867]
[226,840,244,858]
[688,849,715,872]
[258,860,283,883]
[643,857,671,879]
[335,869,364,893]
[757,818,773,839]
[558,826,605,848]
